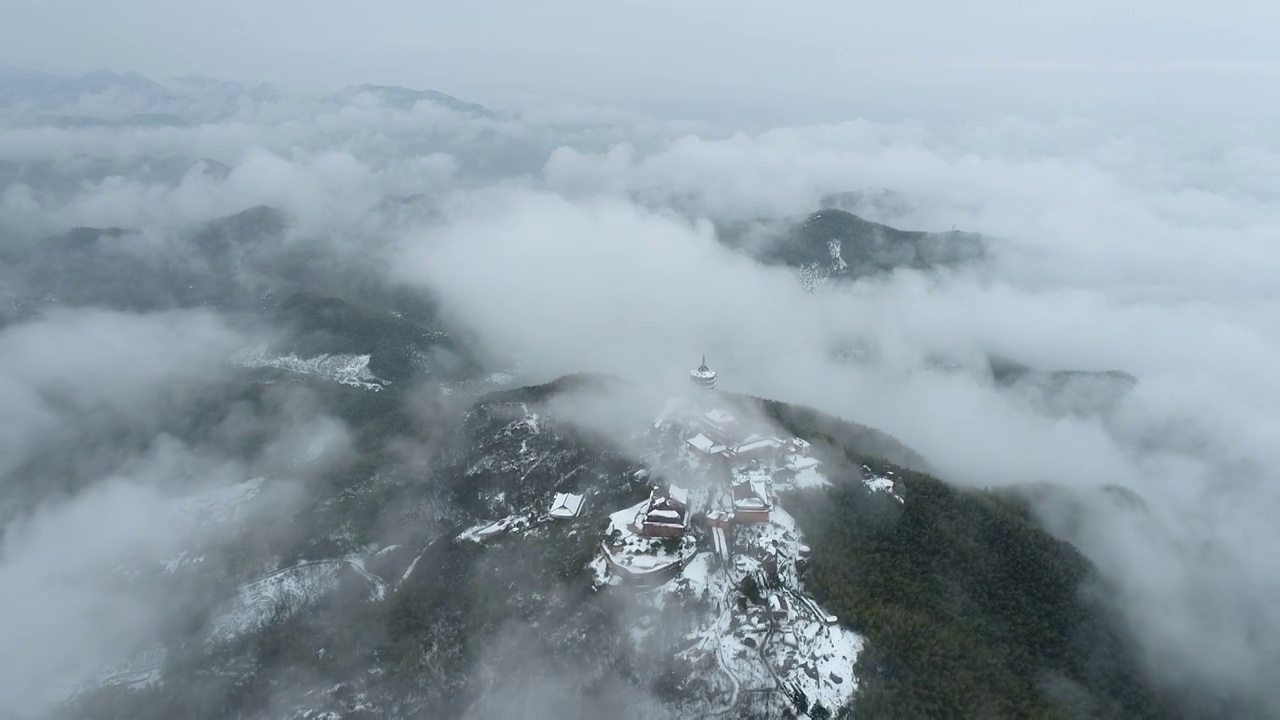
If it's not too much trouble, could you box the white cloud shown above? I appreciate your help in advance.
[0,308,351,713]
[0,309,247,476]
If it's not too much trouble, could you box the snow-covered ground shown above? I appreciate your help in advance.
[80,645,167,695]
[782,455,829,491]
[862,466,905,503]
[231,348,388,390]
[611,402,871,715]
[599,500,698,578]
[204,557,386,646]
[457,514,532,543]
[614,500,863,717]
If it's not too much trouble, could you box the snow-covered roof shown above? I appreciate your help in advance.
[735,436,782,454]
[690,366,717,380]
[549,492,585,519]
[668,484,689,507]
[686,433,714,452]
[648,509,682,521]
[703,408,736,425]
[732,478,773,510]
[687,433,727,454]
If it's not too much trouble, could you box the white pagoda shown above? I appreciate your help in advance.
[690,355,717,394]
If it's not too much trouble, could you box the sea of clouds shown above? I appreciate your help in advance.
[1,69,1277,714]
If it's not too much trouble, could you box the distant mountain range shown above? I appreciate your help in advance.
[0,67,497,125]
[2,204,479,384]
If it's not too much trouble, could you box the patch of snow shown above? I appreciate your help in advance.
[774,455,829,491]
[80,645,166,696]
[344,555,388,601]
[863,474,904,503]
[457,514,531,543]
[162,551,206,575]
[373,544,402,559]
[486,371,515,386]
[792,465,829,490]
[231,347,388,391]
[399,552,423,585]
[828,238,848,271]
[589,553,615,588]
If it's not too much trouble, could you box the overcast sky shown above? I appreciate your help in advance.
[4,0,1280,122]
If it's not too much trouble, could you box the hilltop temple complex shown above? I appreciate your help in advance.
[599,356,824,581]
[456,356,869,711]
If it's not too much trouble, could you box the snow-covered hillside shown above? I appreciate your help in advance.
[204,557,387,647]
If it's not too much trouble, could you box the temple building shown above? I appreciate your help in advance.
[732,477,773,524]
[699,407,739,442]
[640,484,690,538]
[690,355,718,394]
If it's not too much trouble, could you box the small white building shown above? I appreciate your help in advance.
[549,492,585,519]
[687,432,728,456]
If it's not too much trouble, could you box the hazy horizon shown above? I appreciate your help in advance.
[5,2,1280,124]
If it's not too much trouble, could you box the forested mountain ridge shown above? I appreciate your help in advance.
[717,208,986,286]
[61,377,1176,718]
